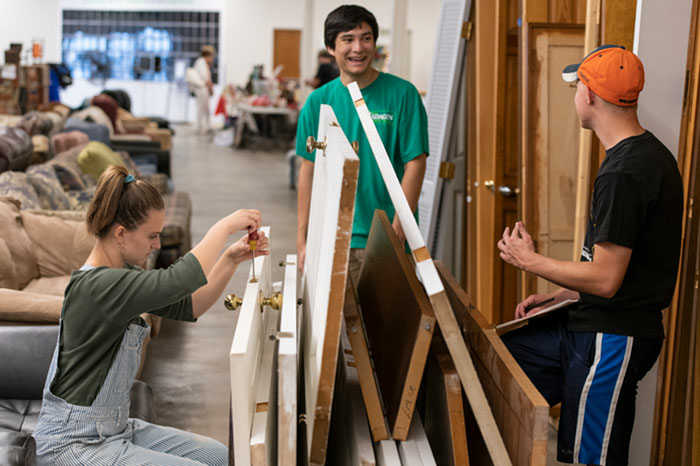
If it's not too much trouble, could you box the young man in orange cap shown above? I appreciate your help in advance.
[498,45,683,465]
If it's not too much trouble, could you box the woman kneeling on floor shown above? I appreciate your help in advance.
[33,165,267,465]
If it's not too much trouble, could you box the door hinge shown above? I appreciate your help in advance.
[462,21,473,40]
[439,161,456,180]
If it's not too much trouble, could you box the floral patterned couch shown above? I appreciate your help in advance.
[0,142,191,269]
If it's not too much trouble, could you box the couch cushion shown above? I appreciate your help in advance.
[77,141,124,181]
[20,210,93,278]
[69,106,114,137]
[114,150,141,178]
[0,238,18,289]
[30,135,49,156]
[65,187,95,211]
[48,153,86,191]
[25,164,70,211]
[0,173,41,211]
[0,128,32,172]
[22,276,71,297]
[44,111,64,137]
[63,118,110,146]
[51,131,89,155]
[0,198,38,289]
[0,289,62,324]
[161,191,191,249]
[91,94,120,134]
[19,112,53,137]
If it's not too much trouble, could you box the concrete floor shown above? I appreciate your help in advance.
[140,126,297,445]
[140,126,567,465]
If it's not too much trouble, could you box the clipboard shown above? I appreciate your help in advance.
[495,299,579,335]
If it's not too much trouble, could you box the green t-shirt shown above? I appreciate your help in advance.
[50,252,207,406]
[296,72,429,248]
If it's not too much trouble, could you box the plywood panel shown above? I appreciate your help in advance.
[437,262,550,466]
[343,272,390,441]
[357,210,436,440]
[278,254,297,466]
[230,227,273,466]
[302,105,360,466]
[424,334,469,466]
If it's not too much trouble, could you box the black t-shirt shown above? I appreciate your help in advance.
[315,63,339,87]
[567,131,683,338]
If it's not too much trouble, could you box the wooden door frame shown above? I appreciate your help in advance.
[652,0,700,462]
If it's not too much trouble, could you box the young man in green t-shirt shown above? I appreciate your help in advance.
[296,4,429,276]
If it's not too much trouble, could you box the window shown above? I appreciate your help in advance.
[62,10,220,83]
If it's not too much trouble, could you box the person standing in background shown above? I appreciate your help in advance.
[306,49,340,89]
[193,45,215,135]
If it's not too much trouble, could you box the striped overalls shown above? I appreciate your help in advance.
[33,319,228,465]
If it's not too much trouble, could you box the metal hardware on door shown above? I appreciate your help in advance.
[439,162,456,180]
[484,180,495,192]
[260,291,283,310]
[498,185,520,197]
[306,136,327,153]
[224,294,242,311]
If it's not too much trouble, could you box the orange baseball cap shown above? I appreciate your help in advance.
[562,45,645,106]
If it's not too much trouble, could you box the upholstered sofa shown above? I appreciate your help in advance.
[0,323,157,466]
[0,142,191,269]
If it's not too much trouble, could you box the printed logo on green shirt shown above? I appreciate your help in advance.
[370,110,394,125]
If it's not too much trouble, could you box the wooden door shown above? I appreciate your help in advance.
[228,226,278,466]
[473,0,520,325]
[302,105,359,466]
[278,254,298,466]
[434,75,467,283]
[528,27,584,295]
[273,29,301,79]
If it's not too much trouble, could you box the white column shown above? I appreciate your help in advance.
[299,0,315,103]
[390,0,410,79]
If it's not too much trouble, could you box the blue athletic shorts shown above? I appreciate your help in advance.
[502,312,662,466]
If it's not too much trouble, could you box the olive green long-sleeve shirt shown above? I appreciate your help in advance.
[50,252,207,406]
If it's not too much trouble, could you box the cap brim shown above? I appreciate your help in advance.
[562,63,579,82]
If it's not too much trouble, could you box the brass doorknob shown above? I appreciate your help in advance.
[306,136,327,153]
[261,291,283,310]
[224,294,242,311]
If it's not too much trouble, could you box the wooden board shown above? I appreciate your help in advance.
[424,333,469,466]
[302,104,360,465]
[230,226,273,466]
[349,81,512,466]
[278,254,297,466]
[343,272,390,441]
[356,210,436,440]
[436,262,550,466]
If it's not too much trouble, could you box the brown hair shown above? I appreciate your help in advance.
[86,165,164,238]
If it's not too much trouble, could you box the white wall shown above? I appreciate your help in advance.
[0,0,61,63]
[0,0,439,120]
[631,1,693,465]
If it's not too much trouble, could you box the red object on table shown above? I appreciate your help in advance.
[214,95,226,116]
